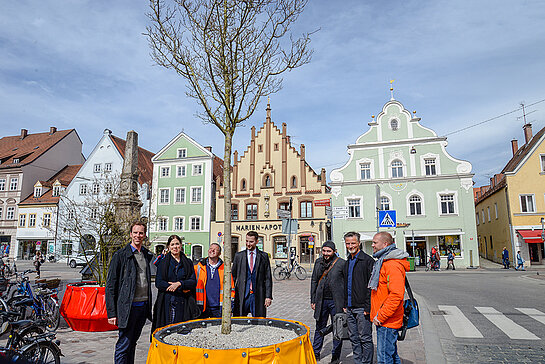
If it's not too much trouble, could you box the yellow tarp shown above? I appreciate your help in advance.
[147,318,316,364]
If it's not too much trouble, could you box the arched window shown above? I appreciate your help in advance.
[264,174,271,187]
[409,195,422,215]
[291,176,297,188]
[391,160,403,178]
[241,179,247,191]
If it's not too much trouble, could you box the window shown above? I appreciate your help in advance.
[424,158,436,176]
[174,217,184,231]
[191,187,202,203]
[177,165,186,177]
[390,119,399,131]
[105,183,113,194]
[360,163,371,180]
[52,185,61,197]
[246,203,258,220]
[61,241,73,256]
[90,208,98,219]
[264,175,271,187]
[68,210,74,220]
[94,164,101,173]
[0,207,2,219]
[34,187,42,198]
[43,213,51,227]
[193,164,203,176]
[348,198,361,218]
[476,212,480,225]
[391,160,403,178]
[10,178,18,191]
[300,201,313,218]
[258,144,263,152]
[0,179,5,191]
[104,163,112,172]
[291,176,297,188]
[520,194,535,213]
[232,204,239,220]
[175,187,186,204]
[92,183,100,195]
[6,207,15,220]
[487,207,491,222]
[273,236,288,258]
[160,167,170,178]
[28,214,36,227]
[159,189,170,204]
[482,210,485,224]
[490,235,493,249]
[440,194,456,214]
[191,217,201,231]
[79,184,88,195]
[13,158,19,164]
[241,179,247,190]
[380,197,390,211]
[438,235,461,256]
[541,154,545,172]
[177,148,187,158]
[494,203,498,219]
[18,214,26,228]
[158,217,168,231]
[409,195,422,216]
[274,143,279,151]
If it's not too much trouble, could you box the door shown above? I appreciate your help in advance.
[231,236,239,256]
[406,237,427,266]
[529,243,542,264]
[299,236,313,264]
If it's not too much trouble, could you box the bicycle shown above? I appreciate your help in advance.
[273,259,307,280]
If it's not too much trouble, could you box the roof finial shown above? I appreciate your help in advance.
[266,97,271,121]
[389,79,395,100]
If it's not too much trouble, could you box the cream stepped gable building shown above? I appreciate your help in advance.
[211,103,331,265]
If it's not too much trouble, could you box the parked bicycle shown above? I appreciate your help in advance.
[273,258,307,280]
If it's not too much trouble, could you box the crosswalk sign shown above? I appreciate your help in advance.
[378,210,396,227]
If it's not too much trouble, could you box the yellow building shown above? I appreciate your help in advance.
[475,124,545,266]
[211,103,331,265]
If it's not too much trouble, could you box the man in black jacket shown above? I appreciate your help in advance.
[232,231,272,317]
[343,231,375,364]
[105,222,154,364]
[310,240,345,363]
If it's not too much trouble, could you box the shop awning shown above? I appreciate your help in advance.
[516,229,544,243]
[402,229,465,237]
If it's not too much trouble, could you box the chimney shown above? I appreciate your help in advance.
[490,177,494,188]
[205,146,212,153]
[20,129,28,139]
[523,123,533,144]
[49,127,57,134]
[511,139,518,156]
[300,144,305,159]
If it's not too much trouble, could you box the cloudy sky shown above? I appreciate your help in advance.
[2,0,545,186]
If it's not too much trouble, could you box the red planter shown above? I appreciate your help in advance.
[60,281,118,332]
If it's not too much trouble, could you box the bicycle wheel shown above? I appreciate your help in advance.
[273,267,286,280]
[42,296,60,332]
[21,341,60,364]
[294,266,307,280]
[12,325,45,349]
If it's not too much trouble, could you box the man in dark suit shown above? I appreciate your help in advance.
[232,231,272,317]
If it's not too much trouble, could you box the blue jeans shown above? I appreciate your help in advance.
[242,293,255,316]
[346,307,373,364]
[312,299,342,358]
[115,303,148,364]
[376,326,400,364]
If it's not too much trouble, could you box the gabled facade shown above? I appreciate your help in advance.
[211,103,331,265]
[475,124,545,266]
[330,99,479,268]
[149,132,223,260]
[15,165,82,259]
[0,127,84,258]
[57,129,154,254]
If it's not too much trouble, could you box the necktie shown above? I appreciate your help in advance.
[249,251,254,291]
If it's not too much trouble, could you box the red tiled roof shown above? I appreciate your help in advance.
[110,135,155,185]
[0,129,78,169]
[19,164,82,205]
[213,155,224,182]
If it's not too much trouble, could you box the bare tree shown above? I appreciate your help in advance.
[146,0,312,333]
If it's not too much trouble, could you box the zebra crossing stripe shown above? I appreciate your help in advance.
[515,308,545,326]
[476,307,540,340]
[438,305,483,338]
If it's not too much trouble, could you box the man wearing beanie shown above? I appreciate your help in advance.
[310,240,345,363]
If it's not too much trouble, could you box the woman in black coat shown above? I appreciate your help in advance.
[151,235,199,333]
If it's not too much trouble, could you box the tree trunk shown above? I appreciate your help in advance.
[221,132,233,334]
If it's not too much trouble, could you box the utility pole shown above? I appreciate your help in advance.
[375,184,380,233]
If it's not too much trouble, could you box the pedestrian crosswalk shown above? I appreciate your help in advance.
[437,305,545,340]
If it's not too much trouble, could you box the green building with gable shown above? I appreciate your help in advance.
[330,98,479,268]
[149,132,223,260]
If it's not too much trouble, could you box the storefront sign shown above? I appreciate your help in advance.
[314,199,330,207]
[234,222,300,232]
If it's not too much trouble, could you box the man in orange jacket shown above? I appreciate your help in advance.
[369,232,410,364]
[194,243,234,318]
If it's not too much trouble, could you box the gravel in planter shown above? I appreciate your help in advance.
[164,323,298,349]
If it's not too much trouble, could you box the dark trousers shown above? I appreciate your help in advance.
[242,293,255,316]
[114,303,148,364]
[202,305,222,318]
[313,299,342,358]
[346,307,373,364]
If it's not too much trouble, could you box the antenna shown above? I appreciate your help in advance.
[517,102,537,126]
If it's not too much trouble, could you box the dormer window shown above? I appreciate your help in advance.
[34,187,42,198]
[13,158,19,164]
[52,185,61,197]
[390,119,399,131]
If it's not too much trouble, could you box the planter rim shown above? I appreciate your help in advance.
[154,317,309,349]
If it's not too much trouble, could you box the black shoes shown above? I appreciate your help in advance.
[330,356,340,364]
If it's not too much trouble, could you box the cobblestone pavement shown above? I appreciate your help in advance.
[442,341,545,364]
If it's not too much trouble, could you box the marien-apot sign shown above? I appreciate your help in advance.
[234,222,301,232]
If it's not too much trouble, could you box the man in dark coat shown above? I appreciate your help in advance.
[106,222,154,364]
[310,240,345,363]
[232,231,272,317]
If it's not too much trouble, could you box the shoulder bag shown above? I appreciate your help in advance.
[398,277,419,341]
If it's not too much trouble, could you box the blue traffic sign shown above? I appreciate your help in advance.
[378,210,396,227]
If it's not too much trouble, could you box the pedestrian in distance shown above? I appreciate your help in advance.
[152,235,199,332]
[34,251,45,278]
[502,247,510,269]
[194,243,235,318]
[370,232,410,364]
[446,250,455,270]
[310,241,345,363]
[343,232,375,364]
[515,250,525,271]
[105,221,154,364]
[232,231,273,317]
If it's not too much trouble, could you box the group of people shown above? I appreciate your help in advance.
[311,231,410,364]
[503,247,526,270]
[105,224,273,364]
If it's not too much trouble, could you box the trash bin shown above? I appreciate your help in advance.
[408,257,415,271]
